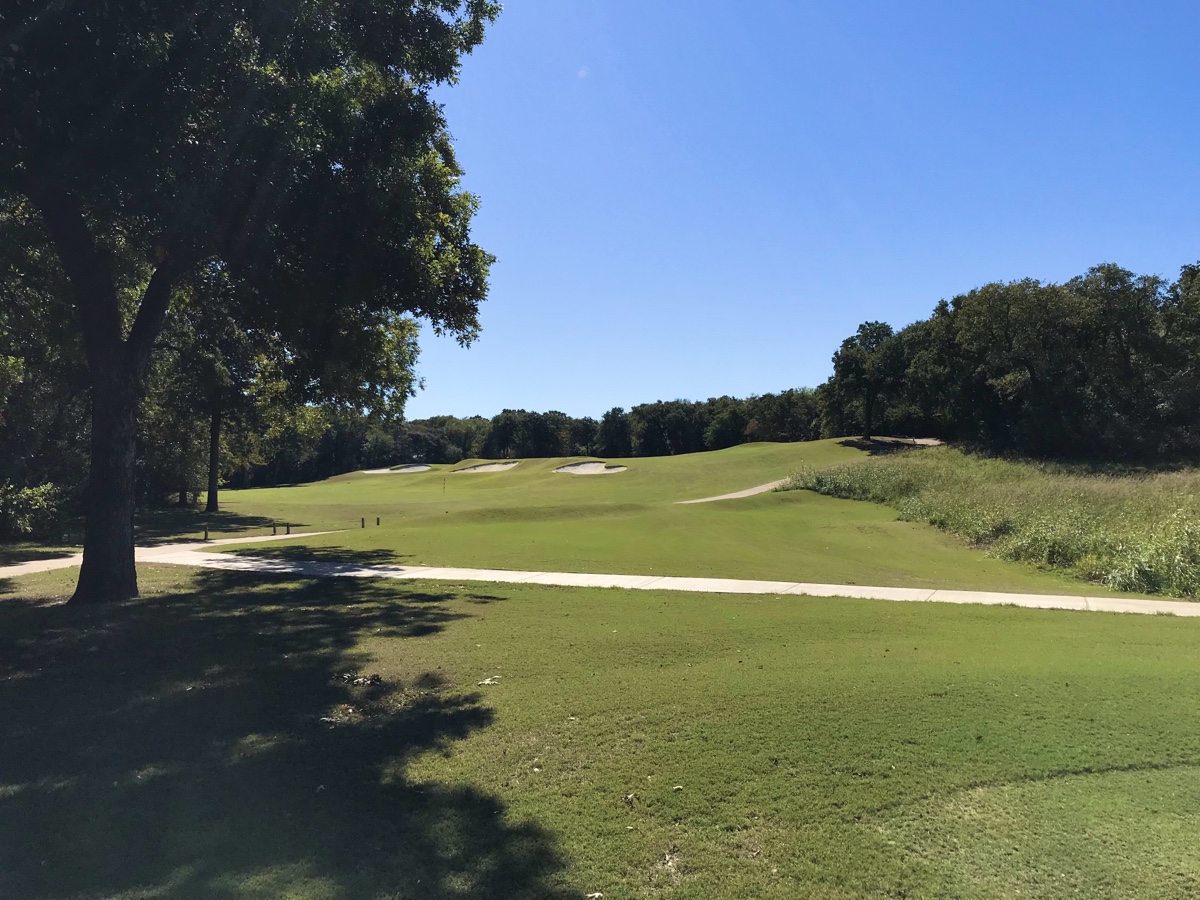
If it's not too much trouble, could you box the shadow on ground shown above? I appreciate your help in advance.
[0,543,79,566]
[227,545,410,566]
[838,437,936,456]
[134,509,289,544]
[0,569,574,899]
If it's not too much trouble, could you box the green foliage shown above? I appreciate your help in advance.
[830,320,903,439]
[819,263,1200,460]
[0,481,59,539]
[786,446,1200,596]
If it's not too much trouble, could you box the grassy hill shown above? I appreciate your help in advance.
[207,440,1137,596]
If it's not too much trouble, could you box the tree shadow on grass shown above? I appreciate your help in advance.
[839,437,938,456]
[0,543,80,566]
[227,545,410,566]
[0,569,575,899]
[135,508,285,544]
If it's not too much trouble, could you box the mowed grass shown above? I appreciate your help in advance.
[3,565,1199,898]
[205,441,1129,596]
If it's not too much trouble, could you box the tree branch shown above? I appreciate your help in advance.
[15,178,122,372]
[126,256,186,378]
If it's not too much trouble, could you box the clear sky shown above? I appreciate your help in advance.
[406,0,1200,420]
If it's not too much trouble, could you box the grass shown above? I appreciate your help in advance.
[4,564,1200,898]
[0,540,79,566]
[194,440,1136,597]
[784,446,1200,597]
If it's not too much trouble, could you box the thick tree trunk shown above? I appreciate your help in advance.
[72,372,139,603]
[26,181,183,603]
[862,393,875,442]
[205,404,221,513]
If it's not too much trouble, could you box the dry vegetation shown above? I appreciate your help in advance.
[784,446,1200,597]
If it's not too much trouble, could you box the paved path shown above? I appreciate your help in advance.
[5,533,1198,617]
[677,480,787,504]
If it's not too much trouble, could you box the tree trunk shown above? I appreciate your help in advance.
[26,181,183,603]
[72,372,139,603]
[179,432,192,507]
[862,392,875,442]
[205,404,221,513]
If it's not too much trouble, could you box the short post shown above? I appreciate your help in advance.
[203,525,209,541]
[286,523,291,535]
[376,517,380,526]
[361,517,365,528]
[272,523,277,535]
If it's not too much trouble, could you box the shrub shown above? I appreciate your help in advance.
[0,481,61,540]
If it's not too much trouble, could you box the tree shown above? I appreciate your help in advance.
[595,408,632,458]
[1,1,499,601]
[830,321,903,440]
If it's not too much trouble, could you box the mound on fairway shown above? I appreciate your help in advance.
[361,464,431,474]
[554,461,628,475]
[205,439,1151,598]
[452,461,520,474]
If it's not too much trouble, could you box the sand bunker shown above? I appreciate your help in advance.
[361,465,431,474]
[554,461,628,475]
[451,461,521,474]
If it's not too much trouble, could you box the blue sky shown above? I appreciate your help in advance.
[407,0,1200,420]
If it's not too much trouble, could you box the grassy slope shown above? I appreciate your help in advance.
[4,566,1198,899]
[787,446,1200,597]
[209,441,1125,596]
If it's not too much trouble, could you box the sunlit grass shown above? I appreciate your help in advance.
[4,565,1199,898]
[784,446,1200,596]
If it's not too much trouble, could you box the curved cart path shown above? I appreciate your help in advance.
[4,534,1197,617]
[677,480,787,504]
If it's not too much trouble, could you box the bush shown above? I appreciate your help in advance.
[783,448,1200,598]
[0,481,61,540]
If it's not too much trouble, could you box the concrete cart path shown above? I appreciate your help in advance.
[5,533,1197,616]
[0,532,342,578]
[677,480,787,504]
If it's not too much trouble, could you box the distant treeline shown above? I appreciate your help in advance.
[227,390,823,486]
[821,263,1200,460]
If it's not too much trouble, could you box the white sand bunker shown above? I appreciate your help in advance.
[451,461,521,474]
[554,461,628,475]
[361,465,431,474]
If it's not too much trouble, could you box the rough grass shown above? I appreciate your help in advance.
[783,446,1200,597]
[3,565,1200,898]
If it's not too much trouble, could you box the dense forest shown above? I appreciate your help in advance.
[3,260,1198,539]
[822,262,1200,460]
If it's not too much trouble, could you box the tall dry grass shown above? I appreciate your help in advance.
[783,447,1200,597]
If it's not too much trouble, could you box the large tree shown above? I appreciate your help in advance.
[830,321,903,440]
[0,1,498,601]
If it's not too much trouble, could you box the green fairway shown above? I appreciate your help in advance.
[206,441,1131,596]
[4,566,1199,898]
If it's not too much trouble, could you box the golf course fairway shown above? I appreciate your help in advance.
[210,440,1135,597]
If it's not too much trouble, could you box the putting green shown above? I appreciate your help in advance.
[212,441,1133,596]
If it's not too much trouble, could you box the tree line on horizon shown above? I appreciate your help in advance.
[8,259,1199,545]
